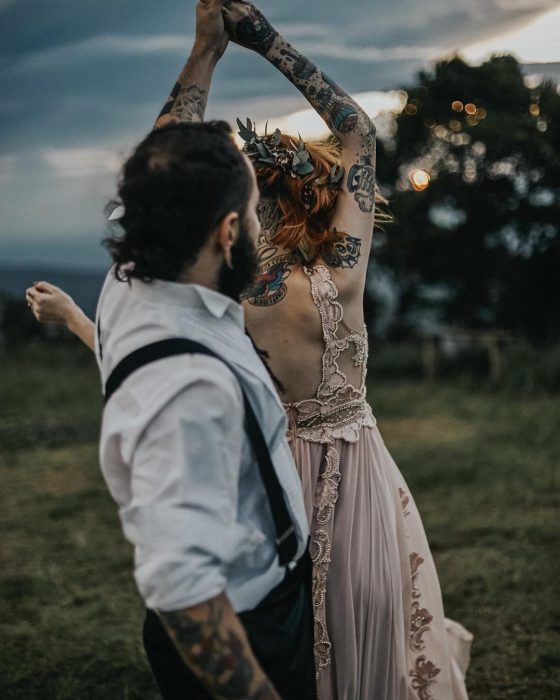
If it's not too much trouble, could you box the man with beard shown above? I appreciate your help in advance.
[93,3,314,698]
[97,123,313,700]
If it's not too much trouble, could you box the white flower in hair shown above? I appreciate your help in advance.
[108,204,125,221]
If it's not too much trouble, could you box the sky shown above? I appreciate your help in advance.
[1,0,560,270]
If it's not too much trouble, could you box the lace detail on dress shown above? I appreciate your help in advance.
[285,265,375,444]
[285,265,377,679]
[400,490,442,699]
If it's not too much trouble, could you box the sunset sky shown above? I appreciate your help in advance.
[1,0,559,269]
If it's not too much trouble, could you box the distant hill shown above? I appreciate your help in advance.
[522,61,560,82]
[0,266,106,318]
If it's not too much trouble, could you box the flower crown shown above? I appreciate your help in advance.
[237,118,345,210]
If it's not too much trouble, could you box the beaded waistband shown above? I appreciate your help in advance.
[284,397,376,444]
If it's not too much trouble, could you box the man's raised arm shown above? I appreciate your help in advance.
[154,0,228,129]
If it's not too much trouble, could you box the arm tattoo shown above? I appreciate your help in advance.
[161,601,276,699]
[170,85,207,123]
[322,234,362,269]
[230,4,278,56]
[347,155,376,213]
[266,41,372,141]
[154,83,208,129]
[156,81,181,121]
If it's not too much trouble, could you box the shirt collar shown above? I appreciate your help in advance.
[130,278,245,328]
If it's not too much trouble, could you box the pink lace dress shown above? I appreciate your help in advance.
[285,266,472,700]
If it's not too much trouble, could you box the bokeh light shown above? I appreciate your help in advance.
[452,100,464,112]
[465,103,477,115]
[409,169,431,191]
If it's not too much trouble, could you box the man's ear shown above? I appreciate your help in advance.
[216,212,240,269]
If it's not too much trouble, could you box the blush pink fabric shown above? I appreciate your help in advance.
[284,266,472,700]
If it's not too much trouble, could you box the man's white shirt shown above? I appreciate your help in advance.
[96,270,309,613]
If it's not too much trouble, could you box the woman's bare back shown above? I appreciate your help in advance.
[243,259,366,404]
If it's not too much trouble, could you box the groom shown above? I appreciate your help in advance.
[96,2,314,699]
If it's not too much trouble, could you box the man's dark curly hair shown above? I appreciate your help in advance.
[104,121,252,282]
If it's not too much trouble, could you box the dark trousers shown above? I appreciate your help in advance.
[143,553,316,700]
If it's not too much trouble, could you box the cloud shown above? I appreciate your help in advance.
[2,0,560,269]
[42,147,122,178]
[2,34,193,76]
[463,6,560,64]
[299,42,444,63]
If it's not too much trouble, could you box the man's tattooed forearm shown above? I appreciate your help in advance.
[169,85,207,123]
[161,601,268,698]
[156,81,181,121]
[323,234,362,269]
[154,84,207,129]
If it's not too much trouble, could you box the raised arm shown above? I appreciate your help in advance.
[154,0,229,129]
[223,2,377,294]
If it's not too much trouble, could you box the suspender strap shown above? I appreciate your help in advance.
[104,338,298,566]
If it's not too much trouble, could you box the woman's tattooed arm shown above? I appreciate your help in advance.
[160,593,280,699]
[222,2,376,214]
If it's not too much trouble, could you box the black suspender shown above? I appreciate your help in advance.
[104,338,298,567]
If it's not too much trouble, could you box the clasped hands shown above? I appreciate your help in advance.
[195,0,277,59]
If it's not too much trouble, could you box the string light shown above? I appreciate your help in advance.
[529,103,541,117]
[409,169,431,192]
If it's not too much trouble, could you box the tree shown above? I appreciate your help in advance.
[374,55,560,342]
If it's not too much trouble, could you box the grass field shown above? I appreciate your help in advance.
[1,341,559,699]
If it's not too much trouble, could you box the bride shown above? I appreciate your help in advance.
[27,1,472,697]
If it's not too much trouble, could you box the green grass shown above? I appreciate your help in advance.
[1,341,559,698]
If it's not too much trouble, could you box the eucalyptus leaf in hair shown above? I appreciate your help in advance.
[329,164,345,188]
[237,117,258,143]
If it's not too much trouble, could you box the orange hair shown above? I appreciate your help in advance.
[249,133,390,263]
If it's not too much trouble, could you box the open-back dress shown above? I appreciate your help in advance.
[284,265,472,700]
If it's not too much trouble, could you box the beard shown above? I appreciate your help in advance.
[218,226,259,302]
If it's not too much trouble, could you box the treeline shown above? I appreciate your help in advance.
[372,54,560,343]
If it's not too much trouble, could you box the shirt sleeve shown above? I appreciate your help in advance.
[118,364,247,611]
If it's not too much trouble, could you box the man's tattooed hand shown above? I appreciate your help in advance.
[223,2,279,56]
